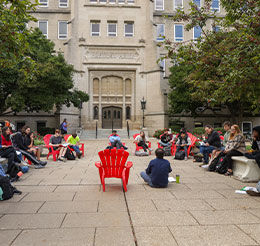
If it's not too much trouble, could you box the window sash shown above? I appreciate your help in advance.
[39,0,48,7]
[38,21,48,38]
[107,23,117,36]
[127,0,134,3]
[174,24,183,42]
[91,23,100,36]
[124,23,134,37]
[211,0,220,11]
[99,0,107,3]
[174,0,183,9]
[58,21,68,39]
[156,24,165,41]
[155,0,164,10]
[59,0,68,7]
[109,0,116,3]
[194,26,202,39]
[118,0,125,3]
[193,0,200,8]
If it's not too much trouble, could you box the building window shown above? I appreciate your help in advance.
[109,0,116,3]
[59,0,68,7]
[90,0,97,2]
[193,25,202,40]
[127,0,134,3]
[193,0,200,8]
[214,123,222,128]
[38,21,48,38]
[242,122,252,135]
[194,121,203,128]
[124,22,134,37]
[58,21,68,39]
[212,25,220,32]
[107,22,117,37]
[91,21,100,36]
[160,59,166,77]
[16,122,26,131]
[100,0,106,3]
[126,106,131,120]
[211,0,220,11]
[156,24,165,42]
[118,0,125,3]
[37,121,46,132]
[174,0,183,9]
[174,24,183,42]
[94,106,99,120]
[39,0,48,7]
[155,0,164,10]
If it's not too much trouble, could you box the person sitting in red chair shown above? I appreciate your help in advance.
[134,131,152,153]
[109,130,128,150]
[175,129,191,161]
[159,128,174,147]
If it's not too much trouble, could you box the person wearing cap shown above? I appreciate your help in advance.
[175,129,191,160]
[109,130,128,150]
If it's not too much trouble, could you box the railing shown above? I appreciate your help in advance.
[127,121,130,139]
[96,121,98,139]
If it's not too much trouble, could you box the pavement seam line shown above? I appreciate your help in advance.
[234,224,259,245]
[9,229,23,246]
[167,225,180,246]
[59,213,68,228]
[36,201,46,213]
[123,188,138,246]
[187,210,201,226]
[93,227,97,246]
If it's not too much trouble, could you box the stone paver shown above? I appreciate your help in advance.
[0,139,259,245]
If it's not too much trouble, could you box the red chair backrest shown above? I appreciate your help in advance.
[133,134,140,139]
[98,149,129,178]
[64,134,71,142]
[43,134,52,146]
[187,132,198,145]
[220,135,224,141]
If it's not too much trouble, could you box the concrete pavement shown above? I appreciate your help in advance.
[1,139,260,245]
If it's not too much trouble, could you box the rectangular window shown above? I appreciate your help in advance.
[211,0,220,11]
[127,0,135,3]
[118,0,125,3]
[90,0,97,2]
[100,0,106,3]
[59,0,68,7]
[212,25,220,32]
[38,21,48,38]
[37,122,46,132]
[124,22,134,37]
[109,0,116,3]
[156,24,165,42]
[174,24,183,42]
[16,122,26,131]
[91,21,100,36]
[58,21,68,39]
[107,22,117,37]
[160,59,166,77]
[39,0,48,7]
[174,0,183,9]
[194,121,203,128]
[193,25,202,40]
[193,0,200,8]
[155,0,164,10]
[242,122,252,135]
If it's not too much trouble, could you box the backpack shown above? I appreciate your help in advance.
[208,152,226,172]
[64,148,75,160]
[0,176,14,200]
[163,146,172,156]
[215,156,227,174]
[193,154,203,162]
[174,151,185,160]
[59,123,63,130]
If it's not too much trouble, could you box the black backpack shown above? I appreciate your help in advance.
[0,176,14,200]
[215,156,227,174]
[174,151,185,160]
[65,148,75,160]
[163,146,172,156]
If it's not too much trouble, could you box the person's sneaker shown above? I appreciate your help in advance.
[20,160,30,166]
[185,157,188,161]
[13,187,22,195]
[34,164,45,169]
[39,161,47,166]
[148,148,153,152]
[77,152,82,159]
[10,176,20,182]
[123,147,128,150]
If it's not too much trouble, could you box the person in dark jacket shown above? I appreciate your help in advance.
[159,129,173,147]
[140,148,172,188]
[11,126,47,169]
[245,126,260,167]
[200,125,221,164]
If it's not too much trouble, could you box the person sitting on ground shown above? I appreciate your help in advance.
[49,129,68,162]
[109,130,128,150]
[159,128,173,147]
[67,133,82,158]
[0,127,24,180]
[134,131,152,152]
[245,126,260,167]
[175,129,191,161]
[199,125,221,164]
[24,131,41,161]
[210,121,231,161]
[222,124,246,176]
[140,148,172,188]
[11,126,47,169]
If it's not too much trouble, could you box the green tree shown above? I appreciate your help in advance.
[0,29,89,114]
[162,0,260,124]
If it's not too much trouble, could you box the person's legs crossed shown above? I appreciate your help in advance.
[140,172,153,187]
[72,145,80,153]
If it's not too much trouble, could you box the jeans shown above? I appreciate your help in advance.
[159,141,171,147]
[0,147,21,174]
[176,145,188,157]
[140,171,154,187]
[111,140,126,150]
[72,145,80,153]
[200,145,216,164]
[138,141,149,152]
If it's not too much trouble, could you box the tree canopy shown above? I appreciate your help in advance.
[162,0,260,123]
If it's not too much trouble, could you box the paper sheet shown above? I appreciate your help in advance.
[168,177,176,183]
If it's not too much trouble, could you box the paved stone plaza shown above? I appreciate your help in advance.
[1,139,260,245]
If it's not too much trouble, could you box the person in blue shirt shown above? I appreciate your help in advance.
[140,148,172,188]
[109,130,128,150]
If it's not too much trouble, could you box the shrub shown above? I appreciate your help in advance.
[153,129,164,139]
[192,127,205,137]
[33,132,44,145]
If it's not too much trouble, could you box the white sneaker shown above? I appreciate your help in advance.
[185,157,188,161]
[148,148,153,152]
[21,161,29,166]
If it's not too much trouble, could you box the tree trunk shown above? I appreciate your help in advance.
[237,103,243,129]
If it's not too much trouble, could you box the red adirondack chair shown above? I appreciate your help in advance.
[133,133,151,155]
[95,149,133,192]
[157,134,175,156]
[64,134,85,157]
[108,134,125,149]
[43,134,60,161]
[173,132,198,157]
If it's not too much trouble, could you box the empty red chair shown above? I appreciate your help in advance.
[95,149,133,192]
[133,133,152,155]
[64,134,85,157]
[43,134,60,161]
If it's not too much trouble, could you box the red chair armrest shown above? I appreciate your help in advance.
[126,161,133,169]
[95,161,102,168]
